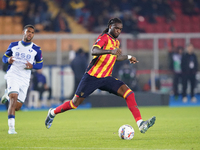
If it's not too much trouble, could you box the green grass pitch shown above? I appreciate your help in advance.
[0,106,199,150]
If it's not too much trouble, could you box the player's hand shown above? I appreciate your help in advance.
[8,56,15,64]
[129,56,139,64]
[112,48,122,56]
[25,61,33,70]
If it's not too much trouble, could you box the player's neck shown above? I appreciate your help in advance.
[21,40,32,46]
[107,33,116,40]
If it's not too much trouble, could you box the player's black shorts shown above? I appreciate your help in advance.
[75,73,124,98]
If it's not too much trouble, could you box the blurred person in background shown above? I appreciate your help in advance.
[69,0,90,26]
[182,0,199,16]
[1,25,43,134]
[170,46,184,99]
[118,60,139,91]
[45,18,156,134]
[70,48,88,98]
[52,11,71,32]
[32,69,52,102]
[181,44,198,103]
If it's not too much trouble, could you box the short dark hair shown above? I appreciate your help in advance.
[23,24,35,30]
[102,18,122,34]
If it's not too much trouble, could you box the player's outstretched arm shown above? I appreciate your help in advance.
[117,55,139,64]
[91,46,122,56]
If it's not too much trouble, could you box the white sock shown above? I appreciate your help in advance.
[8,118,15,130]
[137,119,143,127]
[50,109,56,117]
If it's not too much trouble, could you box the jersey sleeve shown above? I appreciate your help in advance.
[2,43,15,63]
[93,34,108,49]
[33,47,43,69]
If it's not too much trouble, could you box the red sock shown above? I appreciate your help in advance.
[54,100,77,114]
[123,89,142,122]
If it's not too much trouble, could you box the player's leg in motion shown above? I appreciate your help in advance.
[45,95,84,129]
[118,84,156,133]
[8,93,22,134]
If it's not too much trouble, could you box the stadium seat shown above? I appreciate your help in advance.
[182,24,191,32]
[153,24,164,33]
[3,23,13,34]
[0,16,3,25]
[127,39,134,50]
[0,17,3,34]
[13,16,22,24]
[159,39,166,49]
[146,39,153,50]
[182,16,190,23]
[13,23,23,34]
[155,17,165,23]
[138,20,148,31]
[191,16,199,22]
[173,39,185,47]
[135,40,145,49]
[0,40,13,52]
[173,8,182,14]
[4,16,13,24]
[191,39,200,49]
[174,14,183,23]
[171,1,181,8]
[41,39,57,52]
[190,24,200,32]
[173,24,182,33]
[162,24,171,33]
[145,24,156,33]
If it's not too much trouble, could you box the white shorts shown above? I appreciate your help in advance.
[6,76,30,103]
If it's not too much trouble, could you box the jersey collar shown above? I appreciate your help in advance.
[107,33,117,40]
[21,41,32,46]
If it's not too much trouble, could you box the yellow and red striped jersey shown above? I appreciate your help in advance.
[86,33,120,78]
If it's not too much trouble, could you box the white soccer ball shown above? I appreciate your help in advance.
[118,124,134,140]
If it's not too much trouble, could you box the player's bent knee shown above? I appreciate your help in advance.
[9,93,18,100]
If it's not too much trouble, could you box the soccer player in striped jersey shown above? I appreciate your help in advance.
[45,18,156,133]
[1,25,43,134]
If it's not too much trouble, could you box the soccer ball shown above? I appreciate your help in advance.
[118,124,134,140]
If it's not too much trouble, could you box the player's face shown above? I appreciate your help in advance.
[23,27,35,42]
[109,23,123,38]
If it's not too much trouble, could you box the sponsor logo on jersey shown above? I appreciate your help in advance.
[96,39,101,42]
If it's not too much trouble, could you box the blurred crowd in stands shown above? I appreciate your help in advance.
[23,0,52,32]
[54,0,200,34]
[0,0,18,16]
[0,0,71,33]
[1,0,200,33]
